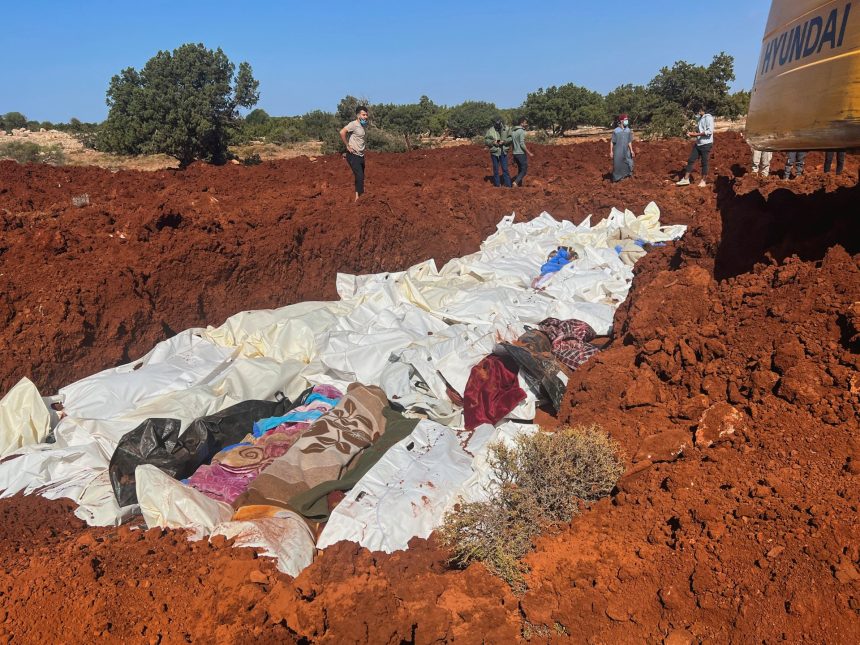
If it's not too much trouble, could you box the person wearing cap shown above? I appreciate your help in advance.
[610,113,634,182]
[676,102,714,188]
[484,117,513,187]
[510,116,533,187]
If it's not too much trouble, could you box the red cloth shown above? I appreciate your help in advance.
[463,354,526,430]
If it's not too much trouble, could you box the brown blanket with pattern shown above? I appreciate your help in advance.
[233,383,388,509]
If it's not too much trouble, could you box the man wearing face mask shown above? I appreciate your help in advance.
[340,105,369,201]
[676,102,714,188]
[610,113,634,182]
[485,117,513,187]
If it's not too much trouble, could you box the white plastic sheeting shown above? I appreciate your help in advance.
[211,512,316,577]
[0,204,684,552]
[316,420,539,553]
[0,338,306,525]
[137,464,234,537]
[0,377,51,458]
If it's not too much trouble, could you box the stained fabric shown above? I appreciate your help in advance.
[288,407,420,521]
[538,317,600,370]
[234,383,389,510]
[463,355,526,430]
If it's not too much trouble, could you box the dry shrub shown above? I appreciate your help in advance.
[0,140,65,165]
[440,424,624,590]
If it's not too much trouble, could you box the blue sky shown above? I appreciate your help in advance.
[6,0,771,122]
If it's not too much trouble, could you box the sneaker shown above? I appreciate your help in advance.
[675,178,690,186]
[697,179,707,188]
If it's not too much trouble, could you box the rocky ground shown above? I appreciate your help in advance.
[0,133,857,643]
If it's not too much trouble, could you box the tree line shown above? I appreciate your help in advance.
[1,44,749,167]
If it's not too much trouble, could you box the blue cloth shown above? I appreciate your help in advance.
[491,154,512,187]
[540,248,571,275]
[304,392,340,407]
[221,441,252,453]
[252,409,325,438]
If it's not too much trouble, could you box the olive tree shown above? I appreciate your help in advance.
[100,43,259,167]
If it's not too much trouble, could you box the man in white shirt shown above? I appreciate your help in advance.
[676,103,715,188]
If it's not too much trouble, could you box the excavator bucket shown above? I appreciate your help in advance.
[746,0,860,151]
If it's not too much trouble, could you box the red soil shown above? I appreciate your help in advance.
[0,134,858,643]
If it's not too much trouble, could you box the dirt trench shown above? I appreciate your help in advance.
[0,134,858,643]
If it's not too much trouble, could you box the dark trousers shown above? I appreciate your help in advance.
[491,154,512,187]
[513,153,528,186]
[685,143,712,176]
[786,151,807,176]
[346,152,365,194]
[824,151,845,174]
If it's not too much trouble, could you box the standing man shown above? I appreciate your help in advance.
[824,150,846,175]
[784,151,807,178]
[485,117,512,187]
[676,103,714,188]
[610,113,634,182]
[750,144,772,178]
[340,105,369,201]
[511,116,533,187]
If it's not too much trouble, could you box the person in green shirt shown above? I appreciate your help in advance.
[484,117,512,187]
[511,116,534,187]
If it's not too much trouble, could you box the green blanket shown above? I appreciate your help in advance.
[289,407,419,522]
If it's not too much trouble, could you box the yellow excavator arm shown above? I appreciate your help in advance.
[745,0,860,151]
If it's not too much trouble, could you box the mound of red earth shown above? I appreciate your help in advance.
[0,134,858,643]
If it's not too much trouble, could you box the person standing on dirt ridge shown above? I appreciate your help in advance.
[783,151,807,179]
[485,117,513,187]
[824,150,846,175]
[675,102,714,188]
[340,106,369,201]
[610,113,634,182]
[511,116,533,187]
[749,143,772,178]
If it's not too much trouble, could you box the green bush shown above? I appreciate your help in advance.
[302,110,339,141]
[99,43,260,167]
[644,101,690,138]
[1,111,27,132]
[321,125,406,154]
[523,84,606,136]
[0,140,65,165]
[440,425,624,591]
[447,101,498,138]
